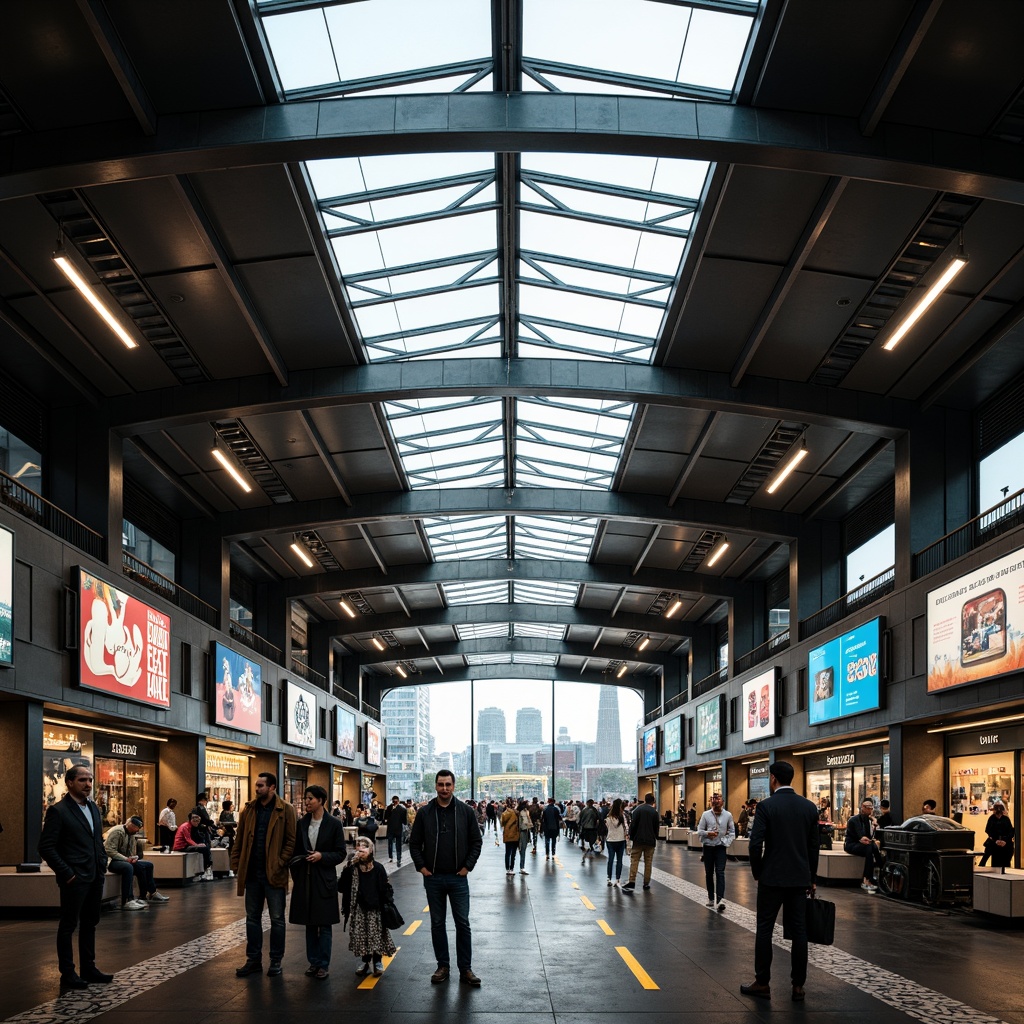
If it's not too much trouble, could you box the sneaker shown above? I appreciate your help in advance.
[228,870,235,878]
[124,899,148,910]
[607,879,613,886]
[147,891,170,903]
[203,867,214,881]
[356,961,371,977]
[706,900,715,908]
[717,901,726,913]
[621,882,635,894]
[613,879,620,887]
[861,882,877,892]
[545,854,550,860]
[305,965,319,976]
[373,960,383,977]
[520,869,528,875]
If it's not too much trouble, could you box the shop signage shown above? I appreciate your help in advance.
[926,545,1024,693]
[946,725,1024,756]
[76,568,171,708]
[206,750,250,775]
[707,769,722,783]
[93,734,159,761]
[826,752,856,767]
[742,667,778,742]
[808,617,883,725]
[749,764,769,777]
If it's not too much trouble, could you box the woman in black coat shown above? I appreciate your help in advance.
[289,785,347,978]
[984,802,1015,868]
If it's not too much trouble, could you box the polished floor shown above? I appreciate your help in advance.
[3,835,1022,1024]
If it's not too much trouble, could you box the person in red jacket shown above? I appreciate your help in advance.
[173,811,213,879]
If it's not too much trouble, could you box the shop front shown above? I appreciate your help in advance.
[946,723,1023,865]
[284,760,310,813]
[702,767,723,810]
[803,742,889,832]
[205,748,252,815]
[746,762,771,803]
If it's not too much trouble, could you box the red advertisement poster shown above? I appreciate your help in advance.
[78,569,171,708]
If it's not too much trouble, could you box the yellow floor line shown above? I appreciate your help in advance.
[616,946,659,990]
[423,905,430,913]
[597,919,615,935]
[357,947,400,990]
[579,894,596,910]
[571,882,580,889]
[403,919,422,936]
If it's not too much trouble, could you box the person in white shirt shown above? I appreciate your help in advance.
[698,792,735,911]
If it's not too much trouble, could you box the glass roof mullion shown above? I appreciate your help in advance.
[521,314,654,346]
[345,250,496,283]
[282,57,493,101]
[351,276,501,309]
[519,276,665,309]
[324,202,501,239]
[524,171,700,211]
[521,58,733,102]
[318,170,492,208]
[520,251,675,286]
[364,314,499,344]
[518,321,652,362]
[518,202,690,238]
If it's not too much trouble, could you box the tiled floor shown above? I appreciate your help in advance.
[3,837,1022,1024]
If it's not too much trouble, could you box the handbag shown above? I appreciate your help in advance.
[381,899,404,930]
[784,895,835,945]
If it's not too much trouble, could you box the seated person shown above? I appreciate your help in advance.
[218,799,237,850]
[844,799,884,892]
[173,811,214,880]
[104,816,169,909]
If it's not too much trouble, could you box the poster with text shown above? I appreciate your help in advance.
[285,680,316,748]
[807,618,882,725]
[664,715,682,762]
[742,667,778,743]
[0,524,12,667]
[366,721,382,766]
[335,707,356,759]
[213,641,262,735]
[926,547,1024,693]
[78,568,170,707]
[696,696,723,755]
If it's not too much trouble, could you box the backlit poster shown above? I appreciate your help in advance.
[642,726,657,770]
[927,547,1024,692]
[285,679,316,749]
[664,715,682,763]
[0,524,12,667]
[336,707,356,759]
[696,696,723,755]
[213,641,262,735]
[78,568,170,708]
[742,667,778,743]
[807,618,883,725]
[366,722,382,766]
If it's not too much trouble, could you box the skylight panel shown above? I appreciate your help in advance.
[514,653,558,666]
[444,581,509,606]
[514,581,579,605]
[466,653,512,666]
[424,516,508,561]
[457,623,511,640]
[514,622,567,640]
[514,515,598,561]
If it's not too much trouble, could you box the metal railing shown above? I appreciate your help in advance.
[692,667,727,699]
[291,655,328,691]
[1,469,105,560]
[734,629,790,676]
[333,684,360,709]
[229,620,283,663]
[121,552,218,626]
[799,566,894,640]
[914,488,1024,579]
[664,689,688,715]
[361,701,381,722]
[644,706,662,724]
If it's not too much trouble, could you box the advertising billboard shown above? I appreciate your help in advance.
[285,680,316,748]
[335,706,356,759]
[366,721,382,766]
[642,726,657,770]
[696,695,723,755]
[78,568,170,708]
[0,524,12,667]
[808,617,883,725]
[927,547,1024,693]
[742,667,779,743]
[664,715,682,763]
[213,641,262,735]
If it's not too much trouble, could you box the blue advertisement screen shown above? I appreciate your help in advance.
[642,727,657,770]
[664,716,682,763]
[807,618,882,725]
[213,642,263,735]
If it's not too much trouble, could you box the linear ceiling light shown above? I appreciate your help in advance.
[637,635,650,652]
[882,252,968,351]
[290,541,314,569]
[53,247,139,350]
[211,447,252,493]
[395,664,408,679]
[791,735,888,757]
[616,663,628,678]
[741,757,769,765]
[665,598,682,618]
[706,537,729,568]
[339,599,357,618]
[766,442,808,495]
[371,636,385,652]
[927,713,1024,734]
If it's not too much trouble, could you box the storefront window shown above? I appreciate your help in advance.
[206,750,251,815]
[703,770,722,810]
[949,753,1014,855]
[43,726,94,820]
[284,763,307,814]
[747,768,770,803]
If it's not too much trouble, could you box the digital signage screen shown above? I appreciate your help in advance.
[335,706,356,759]
[664,715,682,763]
[696,695,723,755]
[285,680,316,748]
[808,617,883,725]
[0,524,12,667]
[366,722,382,766]
[78,568,170,708]
[213,641,262,735]
[926,547,1024,693]
[742,667,779,743]
[642,726,657,770]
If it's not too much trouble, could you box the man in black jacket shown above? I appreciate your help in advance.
[741,761,819,1003]
[622,793,659,892]
[38,766,114,989]
[383,795,408,866]
[408,770,482,986]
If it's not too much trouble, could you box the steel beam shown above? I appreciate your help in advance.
[369,663,656,690]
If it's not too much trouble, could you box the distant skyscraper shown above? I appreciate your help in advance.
[594,685,622,763]
[477,706,506,743]
[380,685,431,799]
[516,707,543,745]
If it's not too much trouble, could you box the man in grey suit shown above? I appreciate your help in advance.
[38,766,114,989]
[741,760,819,1003]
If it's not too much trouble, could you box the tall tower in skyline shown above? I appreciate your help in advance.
[594,685,622,763]
[516,707,543,745]
[477,706,506,743]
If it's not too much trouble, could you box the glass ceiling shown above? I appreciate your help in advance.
[423,514,598,562]
[444,581,580,607]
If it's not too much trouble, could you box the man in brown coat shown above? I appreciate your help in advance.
[230,772,297,978]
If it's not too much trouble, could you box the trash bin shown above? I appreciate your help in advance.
[879,814,974,905]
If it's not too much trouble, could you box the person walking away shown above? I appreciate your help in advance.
[408,770,483,986]
[605,799,628,886]
[231,772,298,979]
[340,836,397,977]
[529,797,543,853]
[621,793,659,893]
[741,761,819,1003]
[578,799,600,859]
[541,797,562,860]
[384,795,408,866]
[500,799,520,876]
[289,785,346,979]
[517,800,532,874]
[698,792,735,911]
[105,816,169,909]
[687,803,697,831]
[564,800,579,843]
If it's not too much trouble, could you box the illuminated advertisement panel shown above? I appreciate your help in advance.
[213,641,262,735]
[696,695,723,755]
[664,715,682,763]
[807,618,883,725]
[285,680,316,748]
[927,547,1024,693]
[335,706,356,759]
[742,667,779,743]
[78,568,170,708]
[0,524,12,667]
[642,726,657,770]
[366,722,382,766]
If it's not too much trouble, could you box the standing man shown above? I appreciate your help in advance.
[384,794,408,866]
[697,792,735,911]
[105,816,169,909]
[741,761,819,1003]
[231,772,297,979]
[38,766,114,989]
[844,799,884,892]
[408,770,483,986]
[578,799,600,858]
[621,793,659,893]
[541,796,562,859]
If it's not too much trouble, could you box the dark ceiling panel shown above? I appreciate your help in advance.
[309,407,388,453]
[618,450,686,496]
[333,450,402,495]
[675,457,747,503]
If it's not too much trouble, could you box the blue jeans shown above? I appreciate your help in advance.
[423,872,472,971]
[518,832,529,868]
[606,840,625,880]
[305,924,332,969]
[387,834,403,865]
[244,879,287,963]
[108,858,155,903]
[703,844,728,902]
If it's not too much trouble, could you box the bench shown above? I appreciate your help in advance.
[729,837,749,859]
[973,867,1024,918]
[666,827,689,843]
[212,847,232,876]
[0,866,121,914]
[815,849,864,884]
[145,851,205,884]
[688,832,703,851]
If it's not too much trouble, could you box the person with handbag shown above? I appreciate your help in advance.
[500,799,520,876]
[289,786,347,980]
[517,800,532,875]
[339,836,398,978]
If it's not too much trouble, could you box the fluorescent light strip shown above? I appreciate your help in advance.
[927,713,1024,735]
[883,257,968,351]
[696,763,722,772]
[53,253,139,350]
[43,717,168,742]
[706,539,729,568]
[791,735,888,757]
[637,636,650,652]
[616,663,628,678]
[339,600,356,618]
[395,664,408,679]
[371,637,385,652]
[211,448,252,493]
[290,542,314,569]
[741,757,769,765]
[665,599,682,618]
[766,446,808,495]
